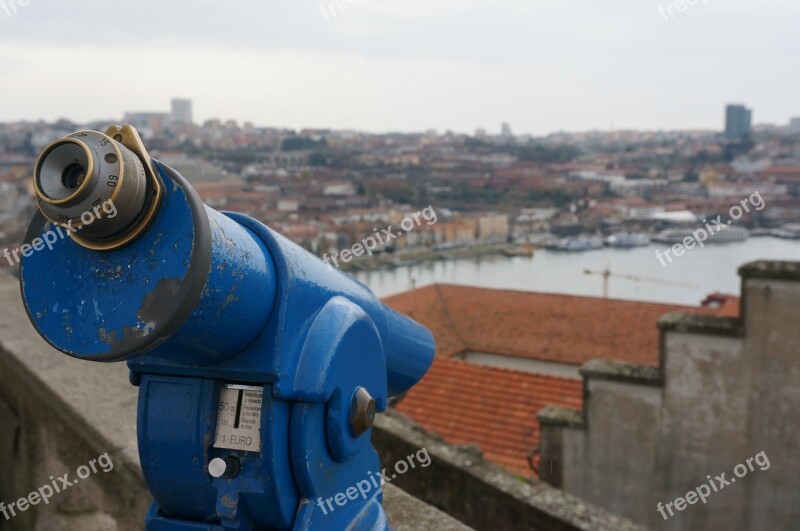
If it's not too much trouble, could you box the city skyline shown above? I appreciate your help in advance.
[0,1,798,134]
[2,99,797,139]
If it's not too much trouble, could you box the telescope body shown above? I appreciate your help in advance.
[20,128,435,530]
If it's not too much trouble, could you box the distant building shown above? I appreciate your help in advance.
[431,219,478,248]
[122,112,169,139]
[501,122,513,139]
[171,98,194,125]
[0,182,19,214]
[724,104,752,139]
[476,213,510,242]
[625,205,667,221]
[277,199,300,212]
[322,183,356,196]
[789,117,800,135]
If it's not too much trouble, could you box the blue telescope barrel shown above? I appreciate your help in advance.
[20,127,435,397]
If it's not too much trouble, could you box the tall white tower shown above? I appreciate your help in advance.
[171,98,194,125]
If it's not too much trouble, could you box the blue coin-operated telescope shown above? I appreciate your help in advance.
[19,125,435,531]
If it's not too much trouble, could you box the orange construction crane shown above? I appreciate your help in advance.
[583,267,696,298]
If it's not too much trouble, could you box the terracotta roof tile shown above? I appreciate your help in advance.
[385,284,739,367]
[383,285,466,357]
[395,358,582,477]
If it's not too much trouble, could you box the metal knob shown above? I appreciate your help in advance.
[208,457,240,479]
[350,387,377,437]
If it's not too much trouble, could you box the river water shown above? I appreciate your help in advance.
[354,237,800,305]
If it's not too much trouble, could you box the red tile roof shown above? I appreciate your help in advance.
[385,284,740,476]
[395,357,583,477]
[701,292,740,317]
[759,166,800,178]
[383,285,467,357]
[384,284,739,367]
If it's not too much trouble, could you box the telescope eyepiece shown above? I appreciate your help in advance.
[33,129,161,250]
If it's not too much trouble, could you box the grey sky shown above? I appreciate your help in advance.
[0,0,796,135]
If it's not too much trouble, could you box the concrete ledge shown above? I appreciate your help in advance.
[657,312,744,338]
[739,260,800,281]
[0,272,469,531]
[373,411,647,531]
[382,485,472,531]
[538,406,585,429]
[579,359,662,387]
[0,273,146,531]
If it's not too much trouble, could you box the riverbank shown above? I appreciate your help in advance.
[338,243,533,272]
[353,237,800,304]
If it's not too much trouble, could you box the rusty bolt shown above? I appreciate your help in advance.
[350,387,376,437]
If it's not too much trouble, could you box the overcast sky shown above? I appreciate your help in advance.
[0,0,796,135]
